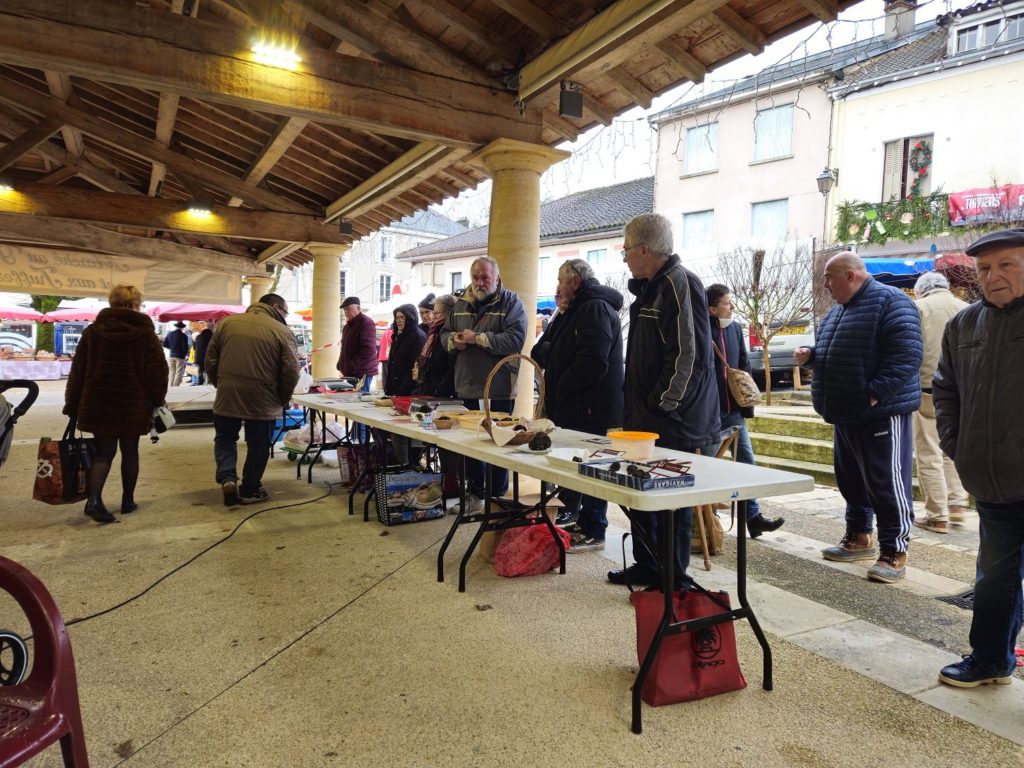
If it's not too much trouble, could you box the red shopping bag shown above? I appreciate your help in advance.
[629,587,746,706]
[493,523,570,577]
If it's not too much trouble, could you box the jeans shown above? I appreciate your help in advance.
[214,415,275,496]
[559,489,607,539]
[462,398,512,498]
[720,410,760,519]
[970,500,1024,675]
[630,439,717,581]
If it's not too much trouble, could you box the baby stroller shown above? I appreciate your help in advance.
[0,379,39,686]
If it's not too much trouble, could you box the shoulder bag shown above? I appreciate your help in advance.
[712,342,761,408]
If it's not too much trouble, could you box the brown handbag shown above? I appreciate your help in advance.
[712,343,761,408]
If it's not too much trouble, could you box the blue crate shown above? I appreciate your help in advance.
[275,407,306,431]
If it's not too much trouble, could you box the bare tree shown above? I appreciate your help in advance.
[715,241,814,404]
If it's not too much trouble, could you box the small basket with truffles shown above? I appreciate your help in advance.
[480,354,555,448]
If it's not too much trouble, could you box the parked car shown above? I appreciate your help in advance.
[747,317,814,384]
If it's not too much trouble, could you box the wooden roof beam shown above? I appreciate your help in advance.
[711,7,766,56]
[43,72,84,158]
[655,38,707,84]
[0,212,255,274]
[603,67,655,110]
[795,0,839,24]
[227,116,309,207]
[518,0,701,104]
[0,181,347,243]
[0,2,541,149]
[487,0,566,40]
[0,117,63,172]
[324,143,468,223]
[256,241,306,266]
[38,165,79,185]
[0,108,137,194]
[283,0,497,87]
[401,0,519,67]
[0,78,314,214]
[541,112,579,143]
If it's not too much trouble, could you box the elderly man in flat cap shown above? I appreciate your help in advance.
[933,228,1024,688]
[337,296,378,393]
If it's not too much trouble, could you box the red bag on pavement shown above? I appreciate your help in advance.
[493,523,570,577]
[629,587,746,705]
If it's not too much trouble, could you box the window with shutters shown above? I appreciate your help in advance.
[432,262,445,285]
[379,235,392,263]
[339,270,347,296]
[682,210,714,248]
[450,272,462,292]
[752,105,794,162]
[750,199,788,240]
[882,134,933,200]
[683,123,718,175]
[378,274,392,303]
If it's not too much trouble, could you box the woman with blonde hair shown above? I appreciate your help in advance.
[64,285,168,523]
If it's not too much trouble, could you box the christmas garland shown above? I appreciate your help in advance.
[908,140,931,198]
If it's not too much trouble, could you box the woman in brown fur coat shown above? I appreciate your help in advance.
[64,285,168,523]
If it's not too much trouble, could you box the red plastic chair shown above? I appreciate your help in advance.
[0,557,89,767]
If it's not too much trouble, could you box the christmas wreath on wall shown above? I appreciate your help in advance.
[908,140,932,198]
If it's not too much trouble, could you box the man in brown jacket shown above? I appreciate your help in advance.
[206,293,299,506]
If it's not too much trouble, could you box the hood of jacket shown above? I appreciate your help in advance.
[392,303,419,335]
[91,307,158,343]
[574,277,624,313]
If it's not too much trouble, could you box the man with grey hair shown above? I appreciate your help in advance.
[533,258,623,552]
[912,271,968,533]
[933,228,1024,687]
[794,252,922,582]
[442,256,527,511]
[609,213,720,588]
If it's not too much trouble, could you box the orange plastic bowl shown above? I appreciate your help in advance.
[606,431,659,461]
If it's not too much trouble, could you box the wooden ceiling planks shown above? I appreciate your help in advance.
[0,0,863,273]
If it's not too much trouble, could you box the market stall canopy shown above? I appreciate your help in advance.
[0,305,43,321]
[43,307,100,322]
[0,0,863,292]
[147,303,246,322]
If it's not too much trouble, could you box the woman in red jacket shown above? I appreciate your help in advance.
[64,285,168,523]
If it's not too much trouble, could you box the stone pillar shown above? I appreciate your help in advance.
[245,275,274,305]
[472,138,570,418]
[308,244,348,381]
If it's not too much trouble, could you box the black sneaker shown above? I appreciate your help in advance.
[555,508,578,527]
[238,487,269,505]
[938,655,1012,688]
[569,531,605,553]
[221,481,239,507]
[607,564,659,587]
[748,514,785,539]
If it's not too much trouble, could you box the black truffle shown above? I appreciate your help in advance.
[528,432,552,451]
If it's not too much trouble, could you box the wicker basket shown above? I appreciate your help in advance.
[433,414,459,430]
[481,354,550,447]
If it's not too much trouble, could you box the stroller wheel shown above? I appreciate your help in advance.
[0,630,28,686]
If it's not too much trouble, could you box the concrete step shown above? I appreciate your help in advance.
[751,413,833,441]
[751,431,834,465]
[757,455,923,500]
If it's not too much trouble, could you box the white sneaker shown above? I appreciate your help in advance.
[450,495,483,515]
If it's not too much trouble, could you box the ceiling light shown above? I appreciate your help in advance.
[252,39,301,70]
[187,197,213,216]
[0,176,13,193]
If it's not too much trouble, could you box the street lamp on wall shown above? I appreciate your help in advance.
[816,167,839,197]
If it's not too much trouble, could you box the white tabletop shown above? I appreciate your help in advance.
[0,359,63,380]
[293,394,815,512]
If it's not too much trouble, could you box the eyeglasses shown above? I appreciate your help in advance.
[620,243,645,259]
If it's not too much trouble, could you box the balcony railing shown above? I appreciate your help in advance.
[834,192,949,247]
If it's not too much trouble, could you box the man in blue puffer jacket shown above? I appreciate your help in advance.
[794,252,922,583]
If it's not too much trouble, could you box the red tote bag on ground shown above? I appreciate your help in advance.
[630,587,746,706]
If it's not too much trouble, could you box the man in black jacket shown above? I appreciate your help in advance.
[609,213,720,588]
[534,259,624,552]
[706,283,784,538]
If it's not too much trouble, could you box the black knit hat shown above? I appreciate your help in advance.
[340,296,361,308]
[965,229,1024,257]
[417,293,436,310]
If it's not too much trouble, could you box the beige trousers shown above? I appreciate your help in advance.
[913,392,969,521]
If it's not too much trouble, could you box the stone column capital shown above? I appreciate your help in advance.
[307,243,351,259]
[471,138,571,177]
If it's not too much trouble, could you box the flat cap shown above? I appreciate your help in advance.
[340,296,361,308]
[417,292,436,310]
[965,228,1024,257]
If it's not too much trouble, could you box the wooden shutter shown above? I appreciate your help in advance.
[882,140,904,200]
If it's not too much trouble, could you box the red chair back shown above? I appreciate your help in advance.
[0,556,89,767]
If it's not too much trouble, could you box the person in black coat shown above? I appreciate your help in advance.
[706,283,783,538]
[417,292,436,335]
[413,294,457,399]
[192,321,213,385]
[384,303,426,396]
[535,259,624,551]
